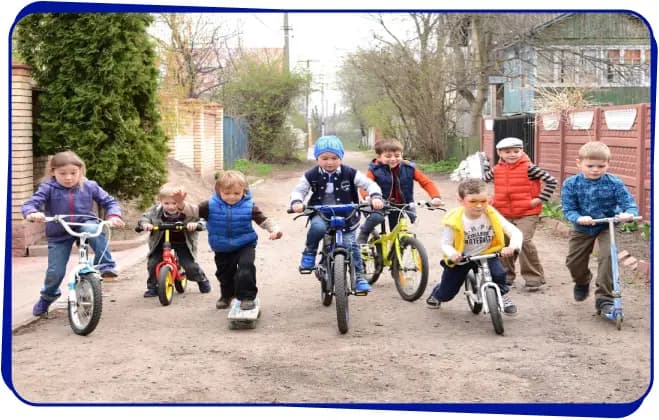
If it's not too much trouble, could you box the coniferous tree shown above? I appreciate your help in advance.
[15,13,168,202]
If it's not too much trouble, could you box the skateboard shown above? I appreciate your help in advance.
[227,297,261,329]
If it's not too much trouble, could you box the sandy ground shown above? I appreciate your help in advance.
[10,151,651,412]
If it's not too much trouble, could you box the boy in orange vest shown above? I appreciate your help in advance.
[482,137,557,290]
[426,179,521,314]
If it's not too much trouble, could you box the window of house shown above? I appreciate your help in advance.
[536,49,554,83]
[581,49,599,85]
[606,49,621,83]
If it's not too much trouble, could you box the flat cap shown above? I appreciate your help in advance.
[496,137,524,149]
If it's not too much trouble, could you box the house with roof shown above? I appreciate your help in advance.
[486,12,651,117]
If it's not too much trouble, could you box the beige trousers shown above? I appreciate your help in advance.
[502,215,545,287]
[565,228,613,300]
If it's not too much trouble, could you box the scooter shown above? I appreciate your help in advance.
[591,216,643,330]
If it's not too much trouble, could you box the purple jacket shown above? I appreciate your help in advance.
[22,178,122,242]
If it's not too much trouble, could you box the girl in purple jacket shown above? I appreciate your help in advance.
[22,151,125,316]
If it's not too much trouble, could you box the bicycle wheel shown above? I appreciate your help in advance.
[362,238,384,285]
[391,236,429,301]
[174,265,187,294]
[465,271,482,314]
[333,254,350,334]
[157,265,175,306]
[485,287,504,335]
[68,273,103,336]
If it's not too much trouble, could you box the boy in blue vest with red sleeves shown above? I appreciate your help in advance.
[199,170,283,311]
[290,135,384,293]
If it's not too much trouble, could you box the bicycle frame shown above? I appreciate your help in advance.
[462,253,503,315]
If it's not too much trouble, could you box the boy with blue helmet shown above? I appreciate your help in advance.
[290,135,384,293]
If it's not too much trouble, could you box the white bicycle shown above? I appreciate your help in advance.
[44,215,113,335]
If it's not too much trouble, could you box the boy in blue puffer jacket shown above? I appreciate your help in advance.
[199,170,283,310]
[22,150,125,316]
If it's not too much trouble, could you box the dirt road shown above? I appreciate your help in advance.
[10,151,651,412]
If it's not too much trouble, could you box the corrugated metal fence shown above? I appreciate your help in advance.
[222,116,248,169]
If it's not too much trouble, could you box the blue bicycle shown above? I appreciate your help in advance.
[290,203,369,334]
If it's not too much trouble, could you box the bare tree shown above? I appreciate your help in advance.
[153,13,240,99]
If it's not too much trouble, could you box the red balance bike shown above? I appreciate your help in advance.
[136,221,204,306]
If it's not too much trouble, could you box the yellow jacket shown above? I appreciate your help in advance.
[442,206,505,265]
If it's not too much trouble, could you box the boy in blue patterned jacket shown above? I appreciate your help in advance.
[199,170,282,311]
[561,141,638,317]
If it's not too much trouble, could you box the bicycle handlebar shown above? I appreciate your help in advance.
[590,216,643,224]
[457,249,520,264]
[135,221,205,233]
[43,215,111,239]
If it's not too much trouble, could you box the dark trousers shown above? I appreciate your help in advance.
[214,245,257,301]
[147,242,206,290]
[431,257,509,302]
[359,206,417,238]
[565,228,613,302]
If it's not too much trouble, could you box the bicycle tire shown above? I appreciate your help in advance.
[68,273,103,336]
[362,238,384,285]
[485,287,504,335]
[157,265,175,306]
[391,236,429,301]
[333,254,350,334]
[174,266,187,294]
[465,271,483,314]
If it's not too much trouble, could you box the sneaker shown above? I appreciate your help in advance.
[502,294,517,315]
[240,299,256,310]
[32,298,52,316]
[216,297,231,309]
[100,268,118,278]
[573,282,590,302]
[299,252,316,271]
[426,295,441,309]
[355,279,372,293]
[198,279,211,294]
[598,302,614,318]
[143,289,157,298]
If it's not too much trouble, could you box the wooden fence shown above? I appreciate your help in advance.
[482,103,651,219]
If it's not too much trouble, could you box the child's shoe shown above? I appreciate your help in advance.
[355,278,372,293]
[32,297,52,316]
[502,293,517,315]
[299,252,316,271]
[240,299,256,310]
[143,288,157,298]
[198,279,212,293]
[426,295,441,309]
[216,297,231,309]
[596,298,614,318]
[97,264,118,278]
[573,281,590,302]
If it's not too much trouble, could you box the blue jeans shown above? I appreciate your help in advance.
[304,215,364,276]
[41,225,116,302]
[431,257,509,302]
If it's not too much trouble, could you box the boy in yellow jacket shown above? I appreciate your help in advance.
[426,179,522,314]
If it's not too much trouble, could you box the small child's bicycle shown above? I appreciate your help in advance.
[460,252,512,335]
[135,221,204,306]
[360,201,444,301]
[591,215,643,330]
[289,203,370,334]
[44,215,113,336]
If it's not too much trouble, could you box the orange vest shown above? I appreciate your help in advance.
[492,154,541,218]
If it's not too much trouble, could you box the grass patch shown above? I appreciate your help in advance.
[417,158,460,174]
[232,159,273,177]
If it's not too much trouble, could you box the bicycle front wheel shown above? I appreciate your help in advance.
[485,288,504,335]
[157,265,175,306]
[333,254,350,334]
[68,273,103,336]
[391,236,429,301]
[174,266,187,294]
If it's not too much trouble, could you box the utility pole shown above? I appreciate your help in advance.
[298,59,317,160]
[320,81,325,136]
[283,13,291,74]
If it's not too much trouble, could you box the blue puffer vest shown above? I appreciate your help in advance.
[207,191,257,252]
[305,165,360,227]
[369,160,415,204]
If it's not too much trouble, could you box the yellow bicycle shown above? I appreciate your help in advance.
[361,202,444,301]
